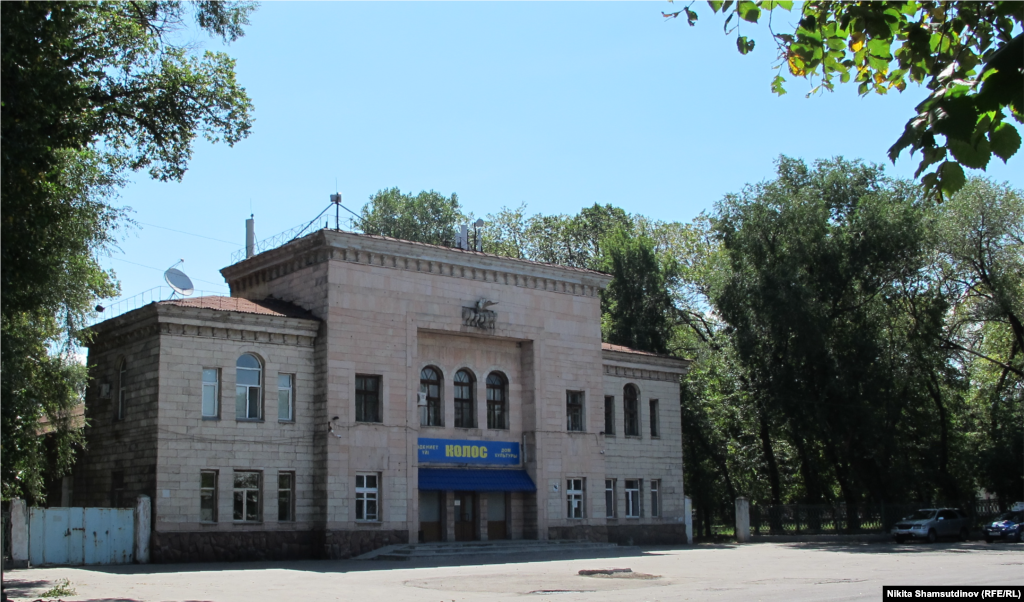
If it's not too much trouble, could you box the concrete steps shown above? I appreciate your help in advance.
[360,539,630,561]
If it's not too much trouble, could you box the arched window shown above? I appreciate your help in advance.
[236,354,262,420]
[624,384,640,437]
[420,366,442,426]
[116,359,127,421]
[454,369,475,428]
[486,372,508,430]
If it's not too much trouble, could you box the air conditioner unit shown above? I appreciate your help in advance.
[417,392,428,407]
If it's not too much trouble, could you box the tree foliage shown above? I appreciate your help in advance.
[1,1,256,501]
[358,188,467,247]
[664,1,1023,199]
[601,229,681,354]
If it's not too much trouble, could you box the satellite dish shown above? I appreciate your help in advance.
[164,267,195,297]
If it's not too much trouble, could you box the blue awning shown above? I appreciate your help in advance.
[419,468,537,492]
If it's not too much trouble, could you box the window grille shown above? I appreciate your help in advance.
[566,391,584,432]
[486,372,508,430]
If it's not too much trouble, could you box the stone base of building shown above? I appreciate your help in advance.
[151,529,324,563]
[547,525,609,542]
[547,524,687,546]
[323,529,408,560]
[607,523,688,546]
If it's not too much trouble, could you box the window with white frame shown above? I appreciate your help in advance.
[650,479,661,517]
[278,472,294,521]
[567,478,585,519]
[356,473,379,521]
[116,359,127,421]
[625,479,642,518]
[235,354,262,420]
[233,471,261,522]
[202,369,219,418]
[566,391,585,432]
[200,471,217,522]
[278,374,294,421]
[605,479,616,518]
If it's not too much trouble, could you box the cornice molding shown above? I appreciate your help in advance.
[602,363,682,382]
[221,230,613,299]
[87,304,319,354]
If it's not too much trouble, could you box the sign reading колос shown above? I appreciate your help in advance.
[417,438,520,466]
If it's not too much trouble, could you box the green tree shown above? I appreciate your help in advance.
[358,188,467,247]
[1,1,256,501]
[600,229,680,355]
[665,1,1023,198]
[712,156,962,506]
[933,178,1024,501]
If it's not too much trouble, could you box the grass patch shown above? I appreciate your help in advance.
[41,577,77,598]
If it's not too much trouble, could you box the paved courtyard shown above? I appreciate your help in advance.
[5,541,1022,602]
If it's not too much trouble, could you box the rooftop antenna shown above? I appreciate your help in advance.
[164,259,195,299]
[330,190,342,230]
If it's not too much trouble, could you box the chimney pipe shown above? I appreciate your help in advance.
[245,215,255,259]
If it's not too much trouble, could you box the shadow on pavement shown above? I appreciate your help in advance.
[775,540,1012,554]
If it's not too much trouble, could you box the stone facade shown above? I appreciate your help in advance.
[76,229,691,562]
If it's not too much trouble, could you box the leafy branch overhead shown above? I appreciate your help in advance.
[664,1,1023,199]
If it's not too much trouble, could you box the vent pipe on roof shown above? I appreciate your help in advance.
[245,214,255,259]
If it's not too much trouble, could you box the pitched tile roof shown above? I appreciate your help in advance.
[158,296,317,320]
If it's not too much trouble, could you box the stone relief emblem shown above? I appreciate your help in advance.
[462,299,497,330]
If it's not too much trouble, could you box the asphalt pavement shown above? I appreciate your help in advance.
[4,540,1022,602]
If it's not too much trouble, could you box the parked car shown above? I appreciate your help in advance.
[983,510,1023,543]
[891,508,970,544]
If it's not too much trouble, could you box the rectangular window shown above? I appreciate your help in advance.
[278,374,294,421]
[110,470,125,508]
[604,396,615,435]
[355,473,379,521]
[566,391,585,432]
[278,472,294,521]
[649,399,659,438]
[566,478,585,519]
[355,375,381,423]
[202,369,219,418]
[650,479,660,518]
[233,471,261,522]
[625,479,641,518]
[605,479,616,518]
[200,471,217,522]
[625,393,640,437]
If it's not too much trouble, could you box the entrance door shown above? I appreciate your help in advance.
[419,491,442,543]
[454,492,477,541]
[486,492,508,540]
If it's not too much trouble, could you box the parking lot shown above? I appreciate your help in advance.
[5,540,1022,602]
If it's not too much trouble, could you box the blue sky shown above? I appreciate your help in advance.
[100,2,1024,306]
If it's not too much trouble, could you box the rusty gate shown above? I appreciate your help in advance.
[28,507,134,566]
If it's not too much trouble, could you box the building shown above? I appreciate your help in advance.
[74,228,691,562]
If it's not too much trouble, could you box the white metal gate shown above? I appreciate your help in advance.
[28,507,134,566]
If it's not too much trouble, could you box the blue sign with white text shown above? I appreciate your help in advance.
[418,438,520,466]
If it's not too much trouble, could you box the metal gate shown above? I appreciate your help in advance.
[28,507,134,566]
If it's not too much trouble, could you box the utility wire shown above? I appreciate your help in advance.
[105,256,229,290]
[137,221,238,246]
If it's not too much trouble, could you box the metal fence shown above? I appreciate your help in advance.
[750,499,1006,536]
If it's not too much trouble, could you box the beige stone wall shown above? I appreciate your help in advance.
[77,314,162,508]
[150,307,319,533]
[81,229,690,553]
[602,373,685,525]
